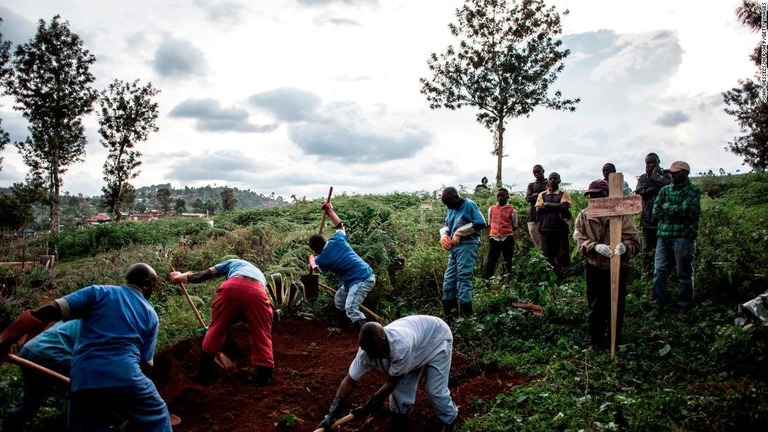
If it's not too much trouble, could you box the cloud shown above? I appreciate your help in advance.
[326,17,360,26]
[287,100,431,163]
[654,110,690,127]
[295,0,378,6]
[169,98,277,133]
[0,7,36,46]
[167,149,257,182]
[152,36,209,78]
[590,30,683,85]
[194,0,247,23]
[247,87,322,122]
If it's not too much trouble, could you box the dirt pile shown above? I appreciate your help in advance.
[153,317,526,431]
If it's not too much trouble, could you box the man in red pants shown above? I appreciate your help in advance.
[170,258,273,385]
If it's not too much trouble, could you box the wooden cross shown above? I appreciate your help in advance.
[586,173,642,359]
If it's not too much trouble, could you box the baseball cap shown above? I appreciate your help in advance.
[668,161,690,172]
[584,179,609,196]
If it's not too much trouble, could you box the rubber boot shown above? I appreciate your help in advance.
[353,319,367,331]
[388,412,409,432]
[193,352,218,385]
[442,299,458,324]
[254,366,273,386]
[459,301,473,318]
[442,413,462,432]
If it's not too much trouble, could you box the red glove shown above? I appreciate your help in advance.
[0,310,45,362]
[321,201,333,212]
[309,254,318,272]
[440,235,453,250]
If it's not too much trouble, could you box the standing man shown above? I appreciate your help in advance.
[171,258,274,385]
[535,172,573,279]
[635,153,671,277]
[525,165,548,249]
[0,263,172,432]
[439,186,487,319]
[309,201,376,331]
[484,187,518,279]
[573,180,640,348]
[652,161,701,311]
[316,315,460,432]
[4,320,81,432]
[602,163,633,195]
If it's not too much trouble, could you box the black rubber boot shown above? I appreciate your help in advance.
[442,413,462,432]
[353,319,367,331]
[193,352,218,385]
[459,301,473,317]
[442,299,459,324]
[255,366,273,386]
[388,412,409,432]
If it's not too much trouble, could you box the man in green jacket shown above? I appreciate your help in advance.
[652,161,701,311]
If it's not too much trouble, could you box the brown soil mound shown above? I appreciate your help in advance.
[153,317,527,431]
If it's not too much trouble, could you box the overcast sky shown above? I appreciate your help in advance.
[0,0,760,200]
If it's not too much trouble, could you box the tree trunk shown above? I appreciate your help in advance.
[51,172,61,234]
[495,119,505,187]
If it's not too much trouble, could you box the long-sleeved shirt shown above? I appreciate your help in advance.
[635,170,671,228]
[652,179,701,239]
[573,210,640,270]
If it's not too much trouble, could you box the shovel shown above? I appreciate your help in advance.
[9,354,182,426]
[312,413,355,432]
[304,187,333,300]
[172,267,235,369]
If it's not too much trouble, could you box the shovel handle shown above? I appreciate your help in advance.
[319,187,334,234]
[318,283,382,322]
[312,413,355,432]
[172,267,207,328]
[9,353,70,383]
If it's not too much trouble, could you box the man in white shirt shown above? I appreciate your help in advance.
[316,315,460,432]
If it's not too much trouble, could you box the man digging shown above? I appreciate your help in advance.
[316,315,461,432]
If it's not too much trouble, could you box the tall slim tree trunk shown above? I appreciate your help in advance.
[495,119,505,187]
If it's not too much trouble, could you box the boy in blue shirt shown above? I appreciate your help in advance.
[309,201,376,331]
[439,186,487,319]
[0,263,171,432]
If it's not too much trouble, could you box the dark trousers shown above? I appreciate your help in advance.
[641,227,658,275]
[585,263,627,347]
[540,231,570,277]
[484,237,514,278]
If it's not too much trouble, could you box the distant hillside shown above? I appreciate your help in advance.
[134,184,287,210]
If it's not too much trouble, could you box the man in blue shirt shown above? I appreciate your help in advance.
[4,320,81,432]
[439,186,487,320]
[309,201,376,331]
[0,263,171,432]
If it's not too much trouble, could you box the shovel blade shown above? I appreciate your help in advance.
[215,352,235,369]
[300,274,319,299]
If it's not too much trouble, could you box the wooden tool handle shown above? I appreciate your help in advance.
[173,267,207,328]
[319,186,334,234]
[312,413,355,432]
[318,282,382,322]
[9,353,70,383]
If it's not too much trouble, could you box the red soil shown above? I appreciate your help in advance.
[153,316,527,431]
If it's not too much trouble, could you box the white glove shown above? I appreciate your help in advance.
[594,244,613,257]
[615,243,627,255]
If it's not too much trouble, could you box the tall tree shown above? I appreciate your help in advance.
[220,186,238,211]
[6,16,98,233]
[174,198,186,214]
[0,18,13,172]
[420,0,578,185]
[722,1,768,171]
[156,187,172,212]
[98,79,160,221]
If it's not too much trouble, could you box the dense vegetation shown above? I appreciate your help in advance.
[1,174,767,430]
